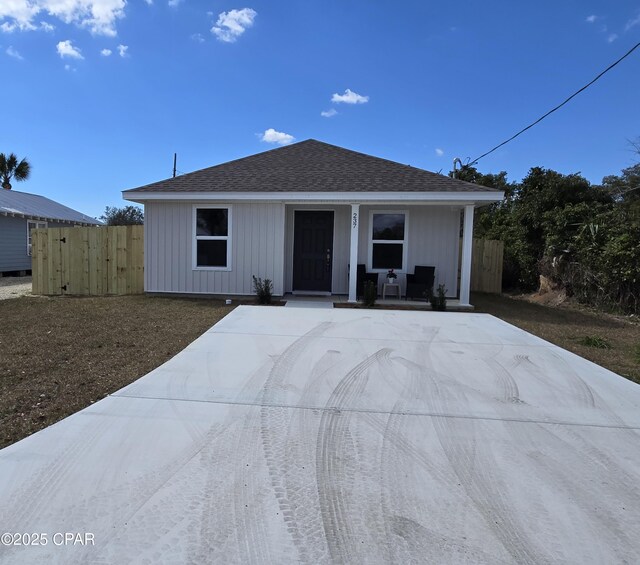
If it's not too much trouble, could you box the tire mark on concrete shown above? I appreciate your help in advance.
[0,412,112,537]
[377,327,440,562]
[34,415,232,563]
[282,349,346,564]
[184,354,281,564]
[193,420,252,564]
[258,322,334,563]
[524,427,638,563]
[396,354,542,565]
[485,356,523,404]
[387,514,511,565]
[86,422,230,565]
[315,348,391,564]
[547,351,595,408]
[476,353,639,562]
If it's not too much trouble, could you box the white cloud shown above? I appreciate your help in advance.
[435,148,444,157]
[117,43,127,57]
[191,32,204,43]
[259,128,295,146]
[0,0,126,37]
[331,88,369,104]
[100,48,111,56]
[64,63,76,71]
[168,0,183,7]
[626,12,640,31]
[144,0,153,4]
[39,20,54,31]
[321,108,337,118]
[0,1,38,32]
[212,8,256,43]
[586,15,597,23]
[607,33,618,43]
[57,39,83,59]
[6,45,23,59]
[1,20,34,32]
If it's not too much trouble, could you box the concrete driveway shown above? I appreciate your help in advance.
[1,306,639,564]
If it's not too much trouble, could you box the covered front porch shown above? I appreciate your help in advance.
[283,201,476,307]
[282,293,475,310]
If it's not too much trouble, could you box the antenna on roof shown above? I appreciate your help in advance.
[173,153,177,178]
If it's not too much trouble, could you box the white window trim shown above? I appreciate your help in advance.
[192,205,233,271]
[26,220,47,256]
[367,209,409,273]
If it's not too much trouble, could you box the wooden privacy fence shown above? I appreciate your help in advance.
[467,238,504,294]
[31,227,502,297]
[32,225,144,296]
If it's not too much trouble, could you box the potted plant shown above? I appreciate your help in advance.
[387,269,398,284]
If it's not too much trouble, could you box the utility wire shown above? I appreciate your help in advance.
[469,40,640,166]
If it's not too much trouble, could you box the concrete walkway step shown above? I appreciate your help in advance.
[284,300,334,308]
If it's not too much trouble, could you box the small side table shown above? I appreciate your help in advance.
[382,282,402,300]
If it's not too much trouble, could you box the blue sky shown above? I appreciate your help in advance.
[2,1,640,218]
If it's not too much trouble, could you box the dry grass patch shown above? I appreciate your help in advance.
[472,292,640,385]
[0,295,234,449]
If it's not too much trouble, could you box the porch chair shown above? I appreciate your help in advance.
[405,266,435,301]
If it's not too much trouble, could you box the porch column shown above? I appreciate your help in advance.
[348,204,360,303]
[459,204,475,307]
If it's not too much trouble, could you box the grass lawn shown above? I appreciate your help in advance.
[0,295,234,449]
[1,292,638,450]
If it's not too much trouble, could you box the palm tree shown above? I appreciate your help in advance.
[0,153,31,190]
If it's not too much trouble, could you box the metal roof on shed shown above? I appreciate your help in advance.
[0,189,101,225]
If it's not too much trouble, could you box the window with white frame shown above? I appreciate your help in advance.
[194,207,231,269]
[26,220,47,256]
[369,211,407,271]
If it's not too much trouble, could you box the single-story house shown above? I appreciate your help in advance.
[0,188,101,274]
[123,140,503,305]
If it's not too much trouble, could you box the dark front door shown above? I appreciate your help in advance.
[293,211,334,292]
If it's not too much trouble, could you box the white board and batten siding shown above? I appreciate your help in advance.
[144,201,286,295]
[145,201,461,297]
[357,205,461,297]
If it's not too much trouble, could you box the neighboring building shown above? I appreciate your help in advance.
[0,188,100,274]
[123,139,503,305]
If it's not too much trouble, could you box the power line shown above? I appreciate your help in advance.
[470,40,640,166]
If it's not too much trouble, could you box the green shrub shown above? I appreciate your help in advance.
[430,284,447,311]
[363,280,377,308]
[578,335,611,349]
[252,276,273,305]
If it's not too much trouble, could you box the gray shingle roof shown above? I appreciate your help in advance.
[0,189,101,224]
[124,139,496,194]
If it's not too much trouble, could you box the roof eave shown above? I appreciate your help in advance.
[0,210,101,225]
[122,190,504,204]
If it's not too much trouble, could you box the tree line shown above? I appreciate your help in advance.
[455,142,640,313]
